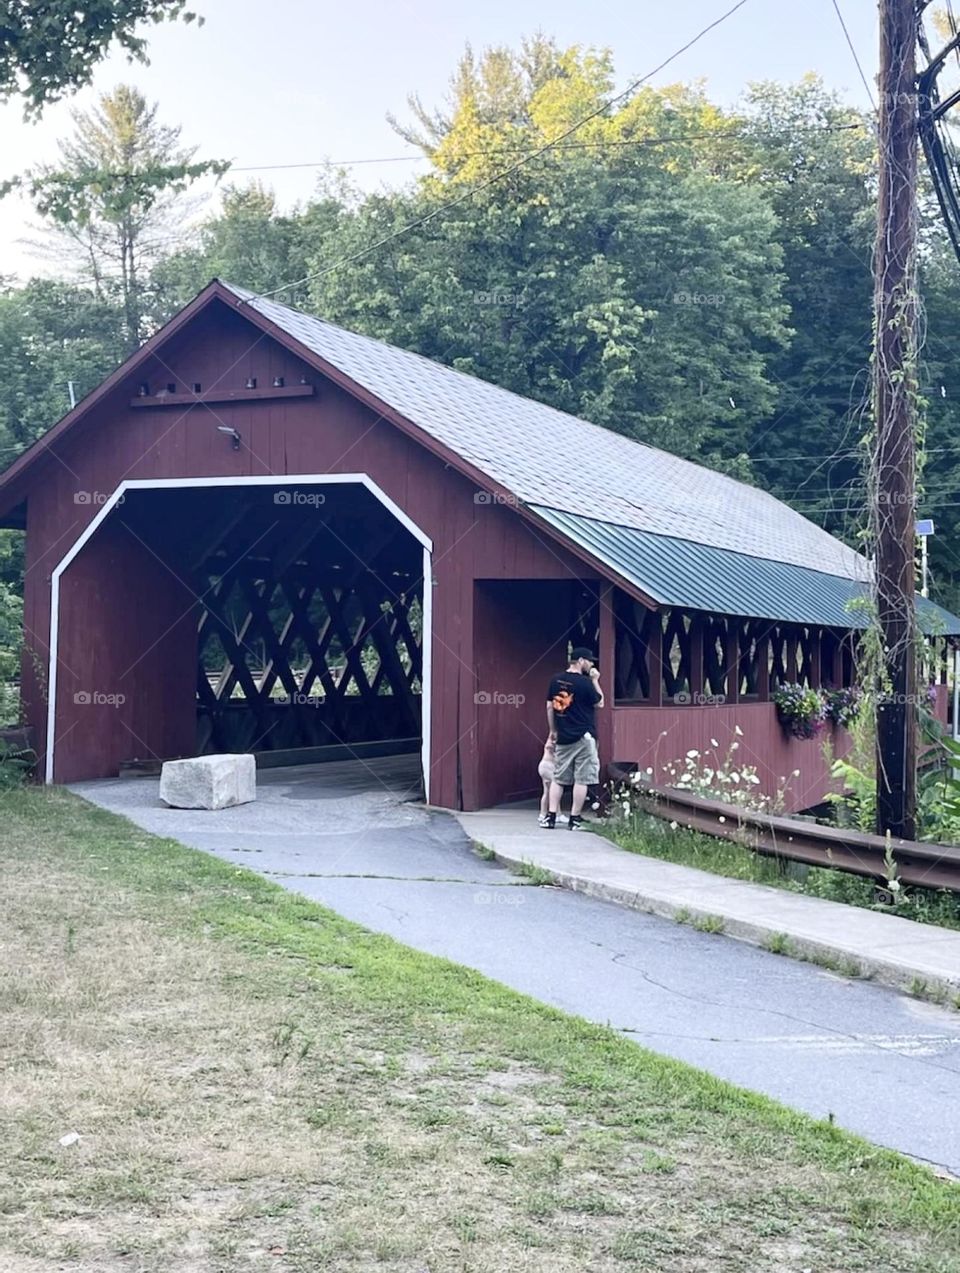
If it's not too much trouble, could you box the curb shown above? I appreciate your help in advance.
[475,840,960,1008]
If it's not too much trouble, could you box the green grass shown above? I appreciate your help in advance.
[2,786,960,1271]
[512,859,555,886]
[603,810,960,932]
[764,932,794,956]
[691,913,725,935]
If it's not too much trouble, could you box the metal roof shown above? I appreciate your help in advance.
[531,506,960,635]
[223,283,868,582]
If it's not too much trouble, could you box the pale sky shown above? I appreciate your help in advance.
[0,0,877,279]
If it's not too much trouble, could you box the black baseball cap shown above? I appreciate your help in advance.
[570,646,596,662]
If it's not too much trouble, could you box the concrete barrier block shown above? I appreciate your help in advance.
[159,753,256,810]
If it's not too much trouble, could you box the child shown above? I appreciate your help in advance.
[537,736,556,827]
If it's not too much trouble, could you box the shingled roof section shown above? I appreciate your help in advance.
[224,283,865,582]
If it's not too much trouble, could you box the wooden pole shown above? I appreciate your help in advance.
[874,0,918,839]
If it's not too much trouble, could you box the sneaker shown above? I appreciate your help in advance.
[537,813,551,828]
[541,812,556,829]
[568,814,585,831]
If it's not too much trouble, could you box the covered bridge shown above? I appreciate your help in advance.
[0,280,956,811]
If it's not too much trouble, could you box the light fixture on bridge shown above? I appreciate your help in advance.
[216,425,242,452]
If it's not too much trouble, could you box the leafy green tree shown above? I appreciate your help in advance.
[1,1,200,116]
[728,79,876,537]
[20,84,227,347]
[0,277,125,454]
[307,43,787,471]
[915,231,960,612]
[152,181,345,313]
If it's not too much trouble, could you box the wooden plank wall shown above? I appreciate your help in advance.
[18,302,593,803]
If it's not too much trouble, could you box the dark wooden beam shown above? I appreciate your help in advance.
[130,384,315,408]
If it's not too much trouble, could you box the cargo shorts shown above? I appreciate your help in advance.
[553,732,599,786]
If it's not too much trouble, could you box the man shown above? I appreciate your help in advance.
[544,646,604,830]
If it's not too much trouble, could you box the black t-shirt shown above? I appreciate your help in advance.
[547,671,601,744]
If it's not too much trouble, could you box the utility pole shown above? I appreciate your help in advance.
[873,0,919,839]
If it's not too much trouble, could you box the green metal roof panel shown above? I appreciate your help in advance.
[530,505,960,635]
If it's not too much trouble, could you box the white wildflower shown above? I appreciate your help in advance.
[669,820,679,830]
[686,749,699,759]
[888,879,901,893]
[734,725,744,737]
[710,738,719,748]
[730,772,740,783]
[718,815,726,823]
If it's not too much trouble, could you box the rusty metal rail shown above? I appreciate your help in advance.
[620,779,960,893]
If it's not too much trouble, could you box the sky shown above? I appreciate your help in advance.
[0,0,878,278]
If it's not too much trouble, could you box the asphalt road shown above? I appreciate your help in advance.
[72,756,960,1178]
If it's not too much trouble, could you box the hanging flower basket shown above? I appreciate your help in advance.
[773,684,826,740]
[823,686,860,729]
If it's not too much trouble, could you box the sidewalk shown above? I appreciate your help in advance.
[454,808,960,1002]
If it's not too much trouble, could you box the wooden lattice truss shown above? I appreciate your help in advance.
[115,484,423,756]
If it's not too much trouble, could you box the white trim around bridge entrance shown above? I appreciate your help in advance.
[45,473,434,798]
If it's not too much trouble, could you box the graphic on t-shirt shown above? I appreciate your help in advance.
[552,687,574,714]
[548,671,600,745]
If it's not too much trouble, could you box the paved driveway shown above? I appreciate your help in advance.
[72,756,960,1177]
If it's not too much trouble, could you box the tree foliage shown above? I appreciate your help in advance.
[0,277,125,452]
[19,84,227,348]
[0,1,200,116]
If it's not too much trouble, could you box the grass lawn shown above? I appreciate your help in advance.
[3,788,960,1271]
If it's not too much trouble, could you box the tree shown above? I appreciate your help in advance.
[21,84,227,348]
[307,43,787,471]
[152,180,345,316]
[725,80,876,540]
[0,1,200,116]
[0,276,125,454]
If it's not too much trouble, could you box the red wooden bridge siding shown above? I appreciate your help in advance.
[16,301,594,802]
[11,293,921,810]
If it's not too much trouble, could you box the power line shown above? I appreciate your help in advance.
[228,122,863,174]
[245,0,753,303]
[830,0,878,110]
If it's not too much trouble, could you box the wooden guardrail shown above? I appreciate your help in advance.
[618,777,960,893]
